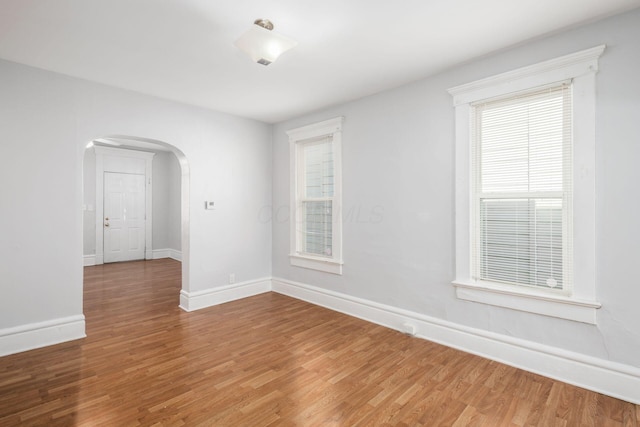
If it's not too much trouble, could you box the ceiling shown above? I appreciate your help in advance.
[0,1,638,123]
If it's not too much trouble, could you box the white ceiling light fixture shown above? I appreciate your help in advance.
[234,19,297,66]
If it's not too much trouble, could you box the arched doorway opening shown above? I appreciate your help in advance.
[81,135,190,310]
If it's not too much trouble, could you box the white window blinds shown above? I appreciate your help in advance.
[471,83,573,292]
[298,136,334,257]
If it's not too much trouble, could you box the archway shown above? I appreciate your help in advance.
[81,135,190,310]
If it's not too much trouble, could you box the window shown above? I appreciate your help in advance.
[288,117,343,274]
[448,46,604,324]
[472,84,572,293]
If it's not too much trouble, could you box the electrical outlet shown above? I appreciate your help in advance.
[229,273,235,284]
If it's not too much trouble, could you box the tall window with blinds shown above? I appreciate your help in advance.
[299,136,334,257]
[288,117,343,275]
[471,84,573,293]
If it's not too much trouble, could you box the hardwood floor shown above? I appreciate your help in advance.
[0,259,638,426]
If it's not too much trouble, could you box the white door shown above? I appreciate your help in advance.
[103,172,146,263]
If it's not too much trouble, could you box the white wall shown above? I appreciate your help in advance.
[83,147,96,255]
[0,59,272,337]
[272,9,640,370]
[151,150,181,253]
[167,152,182,251]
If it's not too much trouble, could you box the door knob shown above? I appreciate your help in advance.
[105,217,109,220]
[104,223,110,227]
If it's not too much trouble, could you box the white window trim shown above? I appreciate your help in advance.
[448,46,604,324]
[288,117,344,275]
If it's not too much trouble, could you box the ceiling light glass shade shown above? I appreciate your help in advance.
[234,23,297,66]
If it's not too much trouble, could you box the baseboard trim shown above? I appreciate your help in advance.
[179,278,271,312]
[85,251,181,266]
[272,277,640,405]
[152,248,182,261]
[0,315,86,357]
[169,249,182,261]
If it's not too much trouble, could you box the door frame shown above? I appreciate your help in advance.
[95,146,155,265]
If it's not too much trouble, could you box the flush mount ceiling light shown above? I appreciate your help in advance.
[234,19,297,66]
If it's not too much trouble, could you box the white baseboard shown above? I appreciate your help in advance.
[169,249,182,261]
[152,248,182,261]
[152,249,170,259]
[179,278,271,312]
[272,277,640,405]
[87,249,182,265]
[0,315,86,357]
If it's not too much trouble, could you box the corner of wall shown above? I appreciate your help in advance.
[179,278,272,312]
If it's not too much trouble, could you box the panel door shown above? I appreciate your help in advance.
[103,172,146,263]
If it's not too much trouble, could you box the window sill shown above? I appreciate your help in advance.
[452,280,601,324]
[290,254,343,275]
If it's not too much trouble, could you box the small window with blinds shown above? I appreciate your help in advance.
[471,84,572,293]
[288,117,343,274]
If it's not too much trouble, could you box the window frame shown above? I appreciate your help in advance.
[448,46,604,324]
[288,117,344,274]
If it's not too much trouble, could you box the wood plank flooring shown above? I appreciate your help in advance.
[0,259,638,426]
